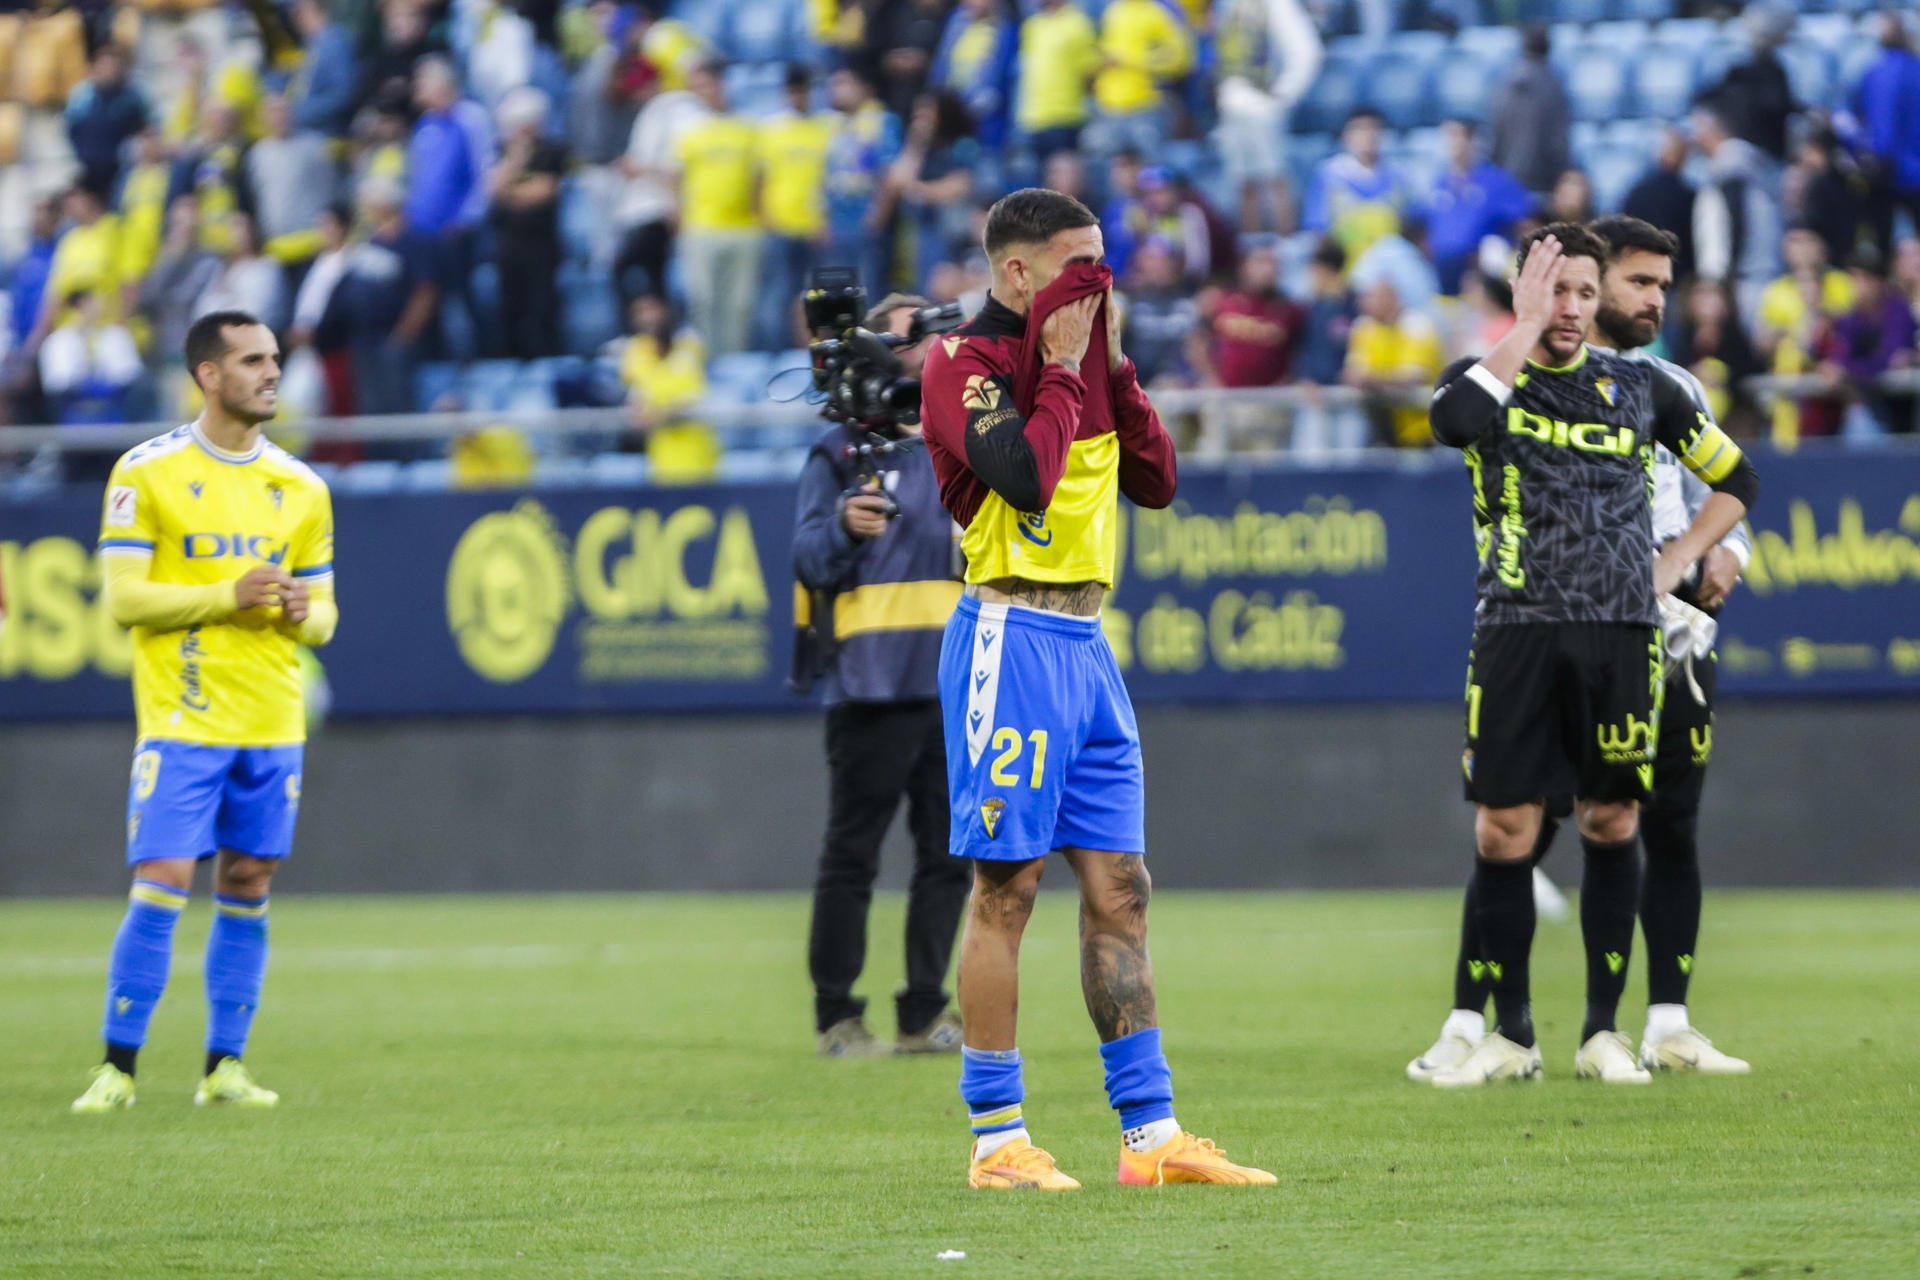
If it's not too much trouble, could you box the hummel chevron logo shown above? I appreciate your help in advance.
[1605,951,1624,975]
[974,671,990,691]
[1677,954,1693,975]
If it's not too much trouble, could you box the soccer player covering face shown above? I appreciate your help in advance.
[1418,225,1759,1088]
[1409,217,1756,1085]
[919,189,1275,1187]
[72,312,337,1114]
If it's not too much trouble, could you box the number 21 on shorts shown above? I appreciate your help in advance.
[989,728,1049,789]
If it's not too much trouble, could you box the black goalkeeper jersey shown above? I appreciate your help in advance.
[1430,345,1759,627]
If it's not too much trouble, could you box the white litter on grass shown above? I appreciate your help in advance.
[936,1251,967,1261]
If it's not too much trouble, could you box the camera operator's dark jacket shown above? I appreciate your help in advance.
[790,423,960,704]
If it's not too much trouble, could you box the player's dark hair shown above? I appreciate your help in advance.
[1514,222,1608,274]
[983,188,1098,257]
[1344,106,1385,128]
[1589,215,1680,264]
[185,310,266,373]
[1310,236,1346,273]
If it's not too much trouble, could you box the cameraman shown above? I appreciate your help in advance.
[792,293,969,1058]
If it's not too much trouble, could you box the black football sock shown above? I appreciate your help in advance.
[1450,876,1488,1014]
[1453,811,1564,1016]
[1639,805,1701,1008]
[1472,857,1536,1048]
[1580,834,1641,1043]
[205,1050,235,1077]
[104,1043,138,1076]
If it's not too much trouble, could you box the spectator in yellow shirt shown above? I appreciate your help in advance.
[1753,224,1854,441]
[673,62,764,356]
[1086,0,1192,162]
[1344,278,1444,448]
[621,294,720,483]
[758,65,836,349]
[29,184,127,355]
[116,128,175,299]
[1016,0,1099,163]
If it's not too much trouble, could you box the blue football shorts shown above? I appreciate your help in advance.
[125,739,304,865]
[939,594,1147,862]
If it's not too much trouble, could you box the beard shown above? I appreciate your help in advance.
[1595,302,1660,351]
[221,390,277,426]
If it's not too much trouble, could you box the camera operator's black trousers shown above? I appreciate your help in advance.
[809,699,969,1035]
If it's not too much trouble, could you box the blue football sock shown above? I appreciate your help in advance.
[960,1046,1026,1144]
[1100,1027,1175,1130]
[102,880,189,1056]
[205,894,270,1061]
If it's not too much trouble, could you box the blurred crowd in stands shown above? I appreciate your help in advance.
[2,0,1919,485]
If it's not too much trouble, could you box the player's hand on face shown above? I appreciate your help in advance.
[1040,294,1099,370]
[1697,544,1742,610]
[1510,236,1565,334]
[281,577,312,625]
[234,564,293,611]
[841,483,893,540]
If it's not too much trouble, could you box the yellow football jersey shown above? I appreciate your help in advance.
[962,432,1120,587]
[98,423,335,746]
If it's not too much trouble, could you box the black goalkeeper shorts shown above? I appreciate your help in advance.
[1462,622,1663,809]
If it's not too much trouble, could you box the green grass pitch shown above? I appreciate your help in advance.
[3,889,1915,1278]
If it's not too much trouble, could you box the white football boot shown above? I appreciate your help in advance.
[1640,1026,1750,1075]
[1574,1030,1652,1084]
[1430,1033,1544,1088]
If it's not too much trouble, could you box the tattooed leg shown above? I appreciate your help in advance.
[956,856,1046,1051]
[1064,849,1158,1043]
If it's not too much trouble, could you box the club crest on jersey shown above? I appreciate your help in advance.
[1594,377,1617,407]
[980,798,1006,839]
[267,481,284,509]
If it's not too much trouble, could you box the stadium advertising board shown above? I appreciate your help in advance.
[3,451,1918,720]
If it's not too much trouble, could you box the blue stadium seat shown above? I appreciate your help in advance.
[587,453,650,487]
[402,459,454,490]
[1585,20,1654,52]
[1654,18,1724,52]
[669,0,729,46]
[1363,52,1436,129]
[1693,39,1747,91]
[1569,120,1605,162]
[1601,118,1663,155]
[558,176,596,264]
[334,461,402,493]
[1632,44,1700,120]
[1384,29,1448,61]
[1836,38,1881,96]
[1567,49,1629,122]
[415,362,461,413]
[460,361,524,413]
[708,352,774,405]
[1543,0,1609,23]
[1295,52,1365,134]
[1798,13,1858,52]
[1454,26,1521,65]
[1587,146,1645,214]
[1430,51,1495,123]
[1779,42,1837,108]
[724,0,796,64]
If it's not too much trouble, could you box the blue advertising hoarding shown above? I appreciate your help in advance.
[3,450,1917,721]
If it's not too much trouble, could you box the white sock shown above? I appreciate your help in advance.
[1123,1117,1181,1152]
[972,1127,1028,1160]
[1644,1003,1690,1045]
[1442,1009,1487,1044]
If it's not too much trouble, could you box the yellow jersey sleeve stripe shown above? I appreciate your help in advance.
[1682,424,1742,484]
[130,883,190,911]
[832,581,963,640]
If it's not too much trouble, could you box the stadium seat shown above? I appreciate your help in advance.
[1654,18,1724,52]
[1693,39,1747,91]
[708,352,774,405]
[1363,51,1436,130]
[1836,38,1881,97]
[333,460,402,492]
[1601,117,1663,155]
[1779,42,1836,108]
[558,176,596,264]
[1615,0,1672,21]
[587,452,650,487]
[1430,52,1495,123]
[402,459,455,490]
[1587,145,1644,214]
[1543,0,1609,24]
[415,362,461,413]
[1384,29,1448,62]
[460,361,524,412]
[1294,52,1365,134]
[1453,25,1521,65]
[1798,13,1858,53]
[1585,21,1654,52]
[1567,49,1629,122]
[723,0,795,64]
[1631,44,1700,121]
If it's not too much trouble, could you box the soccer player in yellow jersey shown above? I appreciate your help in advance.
[72,311,337,1114]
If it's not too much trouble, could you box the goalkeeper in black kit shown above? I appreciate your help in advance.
[1416,224,1759,1088]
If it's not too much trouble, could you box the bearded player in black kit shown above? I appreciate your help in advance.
[1415,223,1760,1087]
